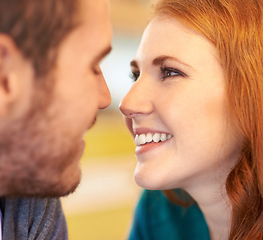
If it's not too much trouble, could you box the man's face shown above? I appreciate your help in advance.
[0,0,112,197]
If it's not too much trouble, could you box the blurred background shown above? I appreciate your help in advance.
[61,1,151,239]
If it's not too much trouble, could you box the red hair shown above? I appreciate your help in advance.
[154,0,263,238]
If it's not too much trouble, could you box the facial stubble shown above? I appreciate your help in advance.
[0,79,82,197]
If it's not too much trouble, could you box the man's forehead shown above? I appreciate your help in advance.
[79,0,110,22]
[58,0,112,64]
[77,0,112,49]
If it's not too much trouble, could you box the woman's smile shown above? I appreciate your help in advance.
[134,131,173,155]
[135,132,173,146]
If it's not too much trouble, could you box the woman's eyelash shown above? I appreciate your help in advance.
[129,67,186,82]
[129,71,140,82]
[160,67,187,80]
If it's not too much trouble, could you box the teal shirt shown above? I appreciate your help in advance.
[129,190,210,240]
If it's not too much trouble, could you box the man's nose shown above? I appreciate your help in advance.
[99,75,111,109]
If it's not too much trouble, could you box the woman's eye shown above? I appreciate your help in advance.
[129,71,140,82]
[160,67,186,80]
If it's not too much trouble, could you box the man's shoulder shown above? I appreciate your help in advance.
[1,197,61,217]
[0,197,68,240]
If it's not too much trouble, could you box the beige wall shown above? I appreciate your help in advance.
[110,0,151,35]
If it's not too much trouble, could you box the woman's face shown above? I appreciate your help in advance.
[119,16,241,191]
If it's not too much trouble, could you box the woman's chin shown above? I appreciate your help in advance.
[134,168,169,190]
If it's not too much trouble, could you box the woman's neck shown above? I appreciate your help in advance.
[184,175,232,240]
[199,192,231,240]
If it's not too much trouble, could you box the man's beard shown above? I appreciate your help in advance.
[0,80,82,197]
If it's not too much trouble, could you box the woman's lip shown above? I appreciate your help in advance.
[135,138,172,155]
[134,128,171,135]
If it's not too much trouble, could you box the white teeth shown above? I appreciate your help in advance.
[160,133,166,142]
[135,135,140,146]
[138,134,146,145]
[145,133,153,143]
[153,133,160,143]
[135,132,173,146]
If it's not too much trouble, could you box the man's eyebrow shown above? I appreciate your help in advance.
[152,55,192,69]
[94,45,112,63]
[130,60,138,68]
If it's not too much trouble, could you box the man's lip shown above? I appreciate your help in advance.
[86,117,97,131]
[91,117,97,127]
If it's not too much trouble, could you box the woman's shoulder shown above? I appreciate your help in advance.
[137,189,201,224]
[129,189,210,240]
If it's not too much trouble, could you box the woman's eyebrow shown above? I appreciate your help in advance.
[152,55,192,69]
[130,56,193,70]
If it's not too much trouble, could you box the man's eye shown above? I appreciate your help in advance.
[129,71,140,82]
[160,67,186,80]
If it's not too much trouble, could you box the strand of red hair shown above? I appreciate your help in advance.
[154,0,263,238]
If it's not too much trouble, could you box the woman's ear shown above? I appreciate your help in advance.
[0,34,33,118]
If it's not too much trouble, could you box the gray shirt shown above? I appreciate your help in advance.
[0,197,68,240]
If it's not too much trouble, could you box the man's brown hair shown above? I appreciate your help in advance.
[0,0,79,77]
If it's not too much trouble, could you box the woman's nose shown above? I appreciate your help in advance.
[119,80,153,118]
